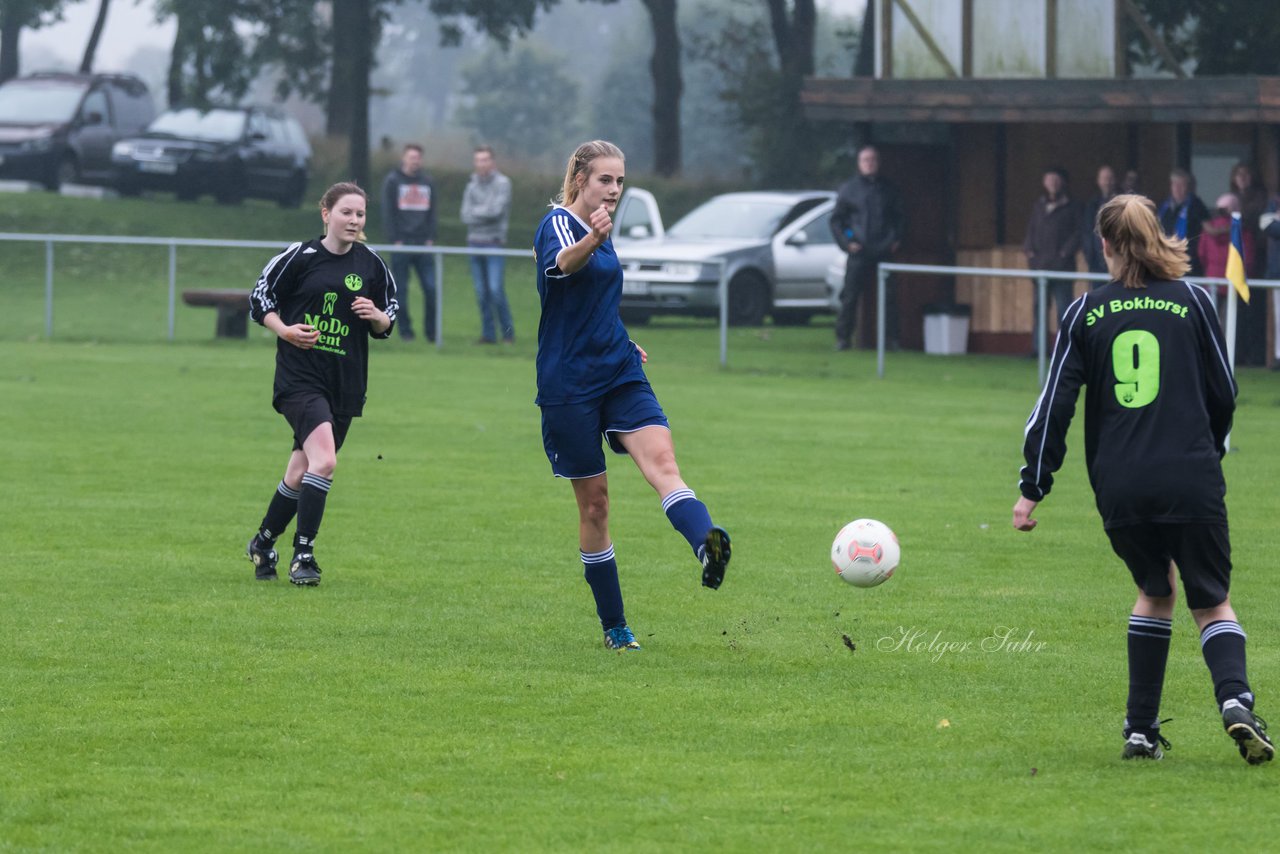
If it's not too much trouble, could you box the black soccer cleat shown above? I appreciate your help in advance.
[288,553,322,587]
[1223,700,1275,765]
[246,535,278,581]
[1121,731,1170,760]
[701,526,731,590]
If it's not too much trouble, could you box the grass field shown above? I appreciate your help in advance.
[3,192,1280,850]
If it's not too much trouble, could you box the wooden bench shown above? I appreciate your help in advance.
[182,289,251,338]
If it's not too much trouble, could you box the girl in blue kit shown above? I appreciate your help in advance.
[533,140,730,651]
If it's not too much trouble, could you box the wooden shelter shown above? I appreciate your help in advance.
[802,0,1280,358]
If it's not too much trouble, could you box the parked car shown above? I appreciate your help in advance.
[112,106,311,206]
[614,189,843,326]
[0,72,154,190]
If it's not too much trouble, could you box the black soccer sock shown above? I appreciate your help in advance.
[581,545,626,631]
[1201,620,1252,709]
[258,480,300,545]
[1125,615,1172,734]
[293,472,332,555]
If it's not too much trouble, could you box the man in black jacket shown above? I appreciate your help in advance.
[829,145,905,351]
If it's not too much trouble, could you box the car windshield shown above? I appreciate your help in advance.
[666,197,797,240]
[147,108,246,142]
[0,80,86,124]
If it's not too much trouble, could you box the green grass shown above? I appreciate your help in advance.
[3,193,1280,850]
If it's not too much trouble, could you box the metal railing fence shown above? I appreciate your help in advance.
[876,263,1280,384]
[0,232,532,347]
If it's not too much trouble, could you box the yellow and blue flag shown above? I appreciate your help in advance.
[1225,211,1250,304]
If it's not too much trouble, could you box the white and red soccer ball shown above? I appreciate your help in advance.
[831,519,900,588]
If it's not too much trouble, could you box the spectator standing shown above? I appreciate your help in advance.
[381,144,437,342]
[828,144,905,351]
[1262,195,1280,367]
[1082,164,1119,279]
[1157,168,1211,277]
[1121,168,1143,196]
[1226,163,1272,365]
[1198,193,1256,315]
[461,145,515,344]
[1229,162,1269,268]
[1023,167,1081,348]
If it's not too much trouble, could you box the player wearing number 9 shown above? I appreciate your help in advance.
[1013,194,1273,765]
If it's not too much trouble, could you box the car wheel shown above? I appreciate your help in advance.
[619,308,652,326]
[728,272,769,326]
[277,171,307,208]
[216,164,245,205]
[771,310,813,326]
[45,155,79,191]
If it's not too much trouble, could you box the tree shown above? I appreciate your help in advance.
[1132,0,1280,75]
[432,0,685,176]
[154,0,262,107]
[760,0,816,185]
[79,0,111,73]
[456,41,582,167]
[640,0,682,175]
[0,0,66,83]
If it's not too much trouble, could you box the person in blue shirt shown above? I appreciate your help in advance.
[533,140,730,652]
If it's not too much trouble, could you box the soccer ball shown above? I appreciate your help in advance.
[831,519,900,588]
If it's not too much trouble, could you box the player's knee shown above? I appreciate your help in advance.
[310,454,337,479]
[649,447,679,480]
[580,494,609,526]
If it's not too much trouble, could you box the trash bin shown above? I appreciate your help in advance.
[922,303,971,355]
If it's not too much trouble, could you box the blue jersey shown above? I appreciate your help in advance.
[534,206,646,405]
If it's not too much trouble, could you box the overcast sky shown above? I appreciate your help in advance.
[23,0,868,72]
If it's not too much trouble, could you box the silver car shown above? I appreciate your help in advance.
[614,189,843,326]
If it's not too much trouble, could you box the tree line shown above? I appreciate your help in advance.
[3,0,1277,189]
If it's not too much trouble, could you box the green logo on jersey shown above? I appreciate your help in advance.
[344,273,363,292]
[307,291,349,355]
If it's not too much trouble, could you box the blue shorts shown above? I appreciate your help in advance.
[540,381,669,478]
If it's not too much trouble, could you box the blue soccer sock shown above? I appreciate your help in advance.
[661,488,714,560]
[581,545,626,631]
[1201,620,1252,709]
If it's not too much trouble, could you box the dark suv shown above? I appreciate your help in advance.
[0,72,155,190]
[112,106,311,207]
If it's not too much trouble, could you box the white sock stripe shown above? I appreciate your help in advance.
[661,488,696,511]
[1200,621,1246,646]
[580,545,615,564]
[1129,615,1172,626]
[301,473,332,492]
[277,481,301,499]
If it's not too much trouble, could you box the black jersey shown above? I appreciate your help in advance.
[249,238,398,417]
[1020,279,1236,529]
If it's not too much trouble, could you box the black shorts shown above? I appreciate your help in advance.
[275,392,352,452]
[1106,522,1231,610]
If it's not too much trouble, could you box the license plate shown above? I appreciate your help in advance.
[139,161,177,175]
[622,279,649,295]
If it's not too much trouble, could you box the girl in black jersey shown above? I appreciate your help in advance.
[245,182,397,585]
[1014,194,1272,764]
